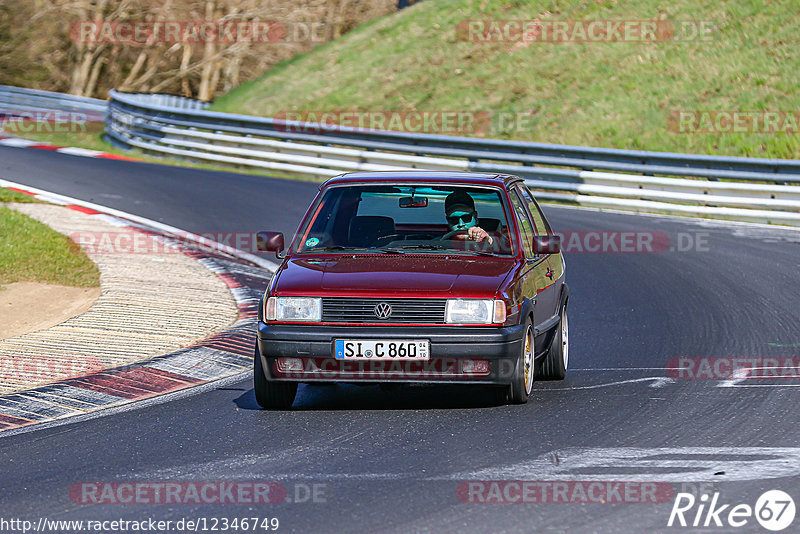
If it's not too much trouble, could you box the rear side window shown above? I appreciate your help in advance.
[515,185,552,235]
[509,190,535,258]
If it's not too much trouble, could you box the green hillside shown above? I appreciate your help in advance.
[211,0,800,159]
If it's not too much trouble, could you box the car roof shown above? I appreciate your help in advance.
[320,171,523,189]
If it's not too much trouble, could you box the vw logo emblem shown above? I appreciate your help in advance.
[374,302,392,319]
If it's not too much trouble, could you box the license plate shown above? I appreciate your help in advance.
[334,339,430,360]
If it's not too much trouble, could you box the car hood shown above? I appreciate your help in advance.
[273,255,516,298]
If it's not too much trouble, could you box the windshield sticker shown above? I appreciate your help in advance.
[305,237,320,247]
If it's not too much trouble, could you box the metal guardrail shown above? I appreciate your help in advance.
[106,91,800,182]
[0,85,106,116]
[104,90,800,226]
[112,92,210,111]
[3,85,800,226]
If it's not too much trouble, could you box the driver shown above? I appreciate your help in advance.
[444,190,493,245]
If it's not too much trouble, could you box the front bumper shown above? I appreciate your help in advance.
[256,323,526,385]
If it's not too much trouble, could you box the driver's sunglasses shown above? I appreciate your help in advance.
[447,212,474,225]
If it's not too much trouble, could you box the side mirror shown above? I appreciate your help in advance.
[257,231,285,258]
[533,234,560,254]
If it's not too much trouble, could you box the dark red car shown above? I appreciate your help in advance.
[255,171,568,407]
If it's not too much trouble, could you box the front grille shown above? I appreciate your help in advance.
[322,298,447,324]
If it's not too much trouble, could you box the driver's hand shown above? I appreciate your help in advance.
[467,227,493,244]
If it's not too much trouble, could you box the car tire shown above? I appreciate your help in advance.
[538,305,568,380]
[507,318,534,404]
[253,344,297,409]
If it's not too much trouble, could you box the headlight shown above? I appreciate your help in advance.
[446,299,506,324]
[265,297,322,322]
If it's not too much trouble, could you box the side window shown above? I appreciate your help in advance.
[516,185,552,235]
[508,190,535,258]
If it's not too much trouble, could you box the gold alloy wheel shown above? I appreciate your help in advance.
[523,324,534,395]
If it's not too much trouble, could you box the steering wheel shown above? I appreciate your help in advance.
[440,229,468,240]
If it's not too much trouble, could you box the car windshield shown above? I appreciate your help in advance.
[294,184,515,256]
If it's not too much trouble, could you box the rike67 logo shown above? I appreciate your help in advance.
[668,490,795,531]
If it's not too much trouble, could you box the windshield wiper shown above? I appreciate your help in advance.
[385,244,505,256]
[463,250,506,257]
[382,244,447,252]
[312,246,404,254]
[311,245,354,252]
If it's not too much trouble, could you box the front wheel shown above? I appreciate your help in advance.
[253,344,297,409]
[539,306,568,380]
[507,318,534,404]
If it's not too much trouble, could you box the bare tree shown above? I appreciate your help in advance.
[0,0,396,100]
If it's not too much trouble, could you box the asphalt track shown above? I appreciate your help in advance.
[2,145,800,533]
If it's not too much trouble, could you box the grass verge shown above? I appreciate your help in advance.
[211,0,800,159]
[0,193,100,288]
[0,187,40,203]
